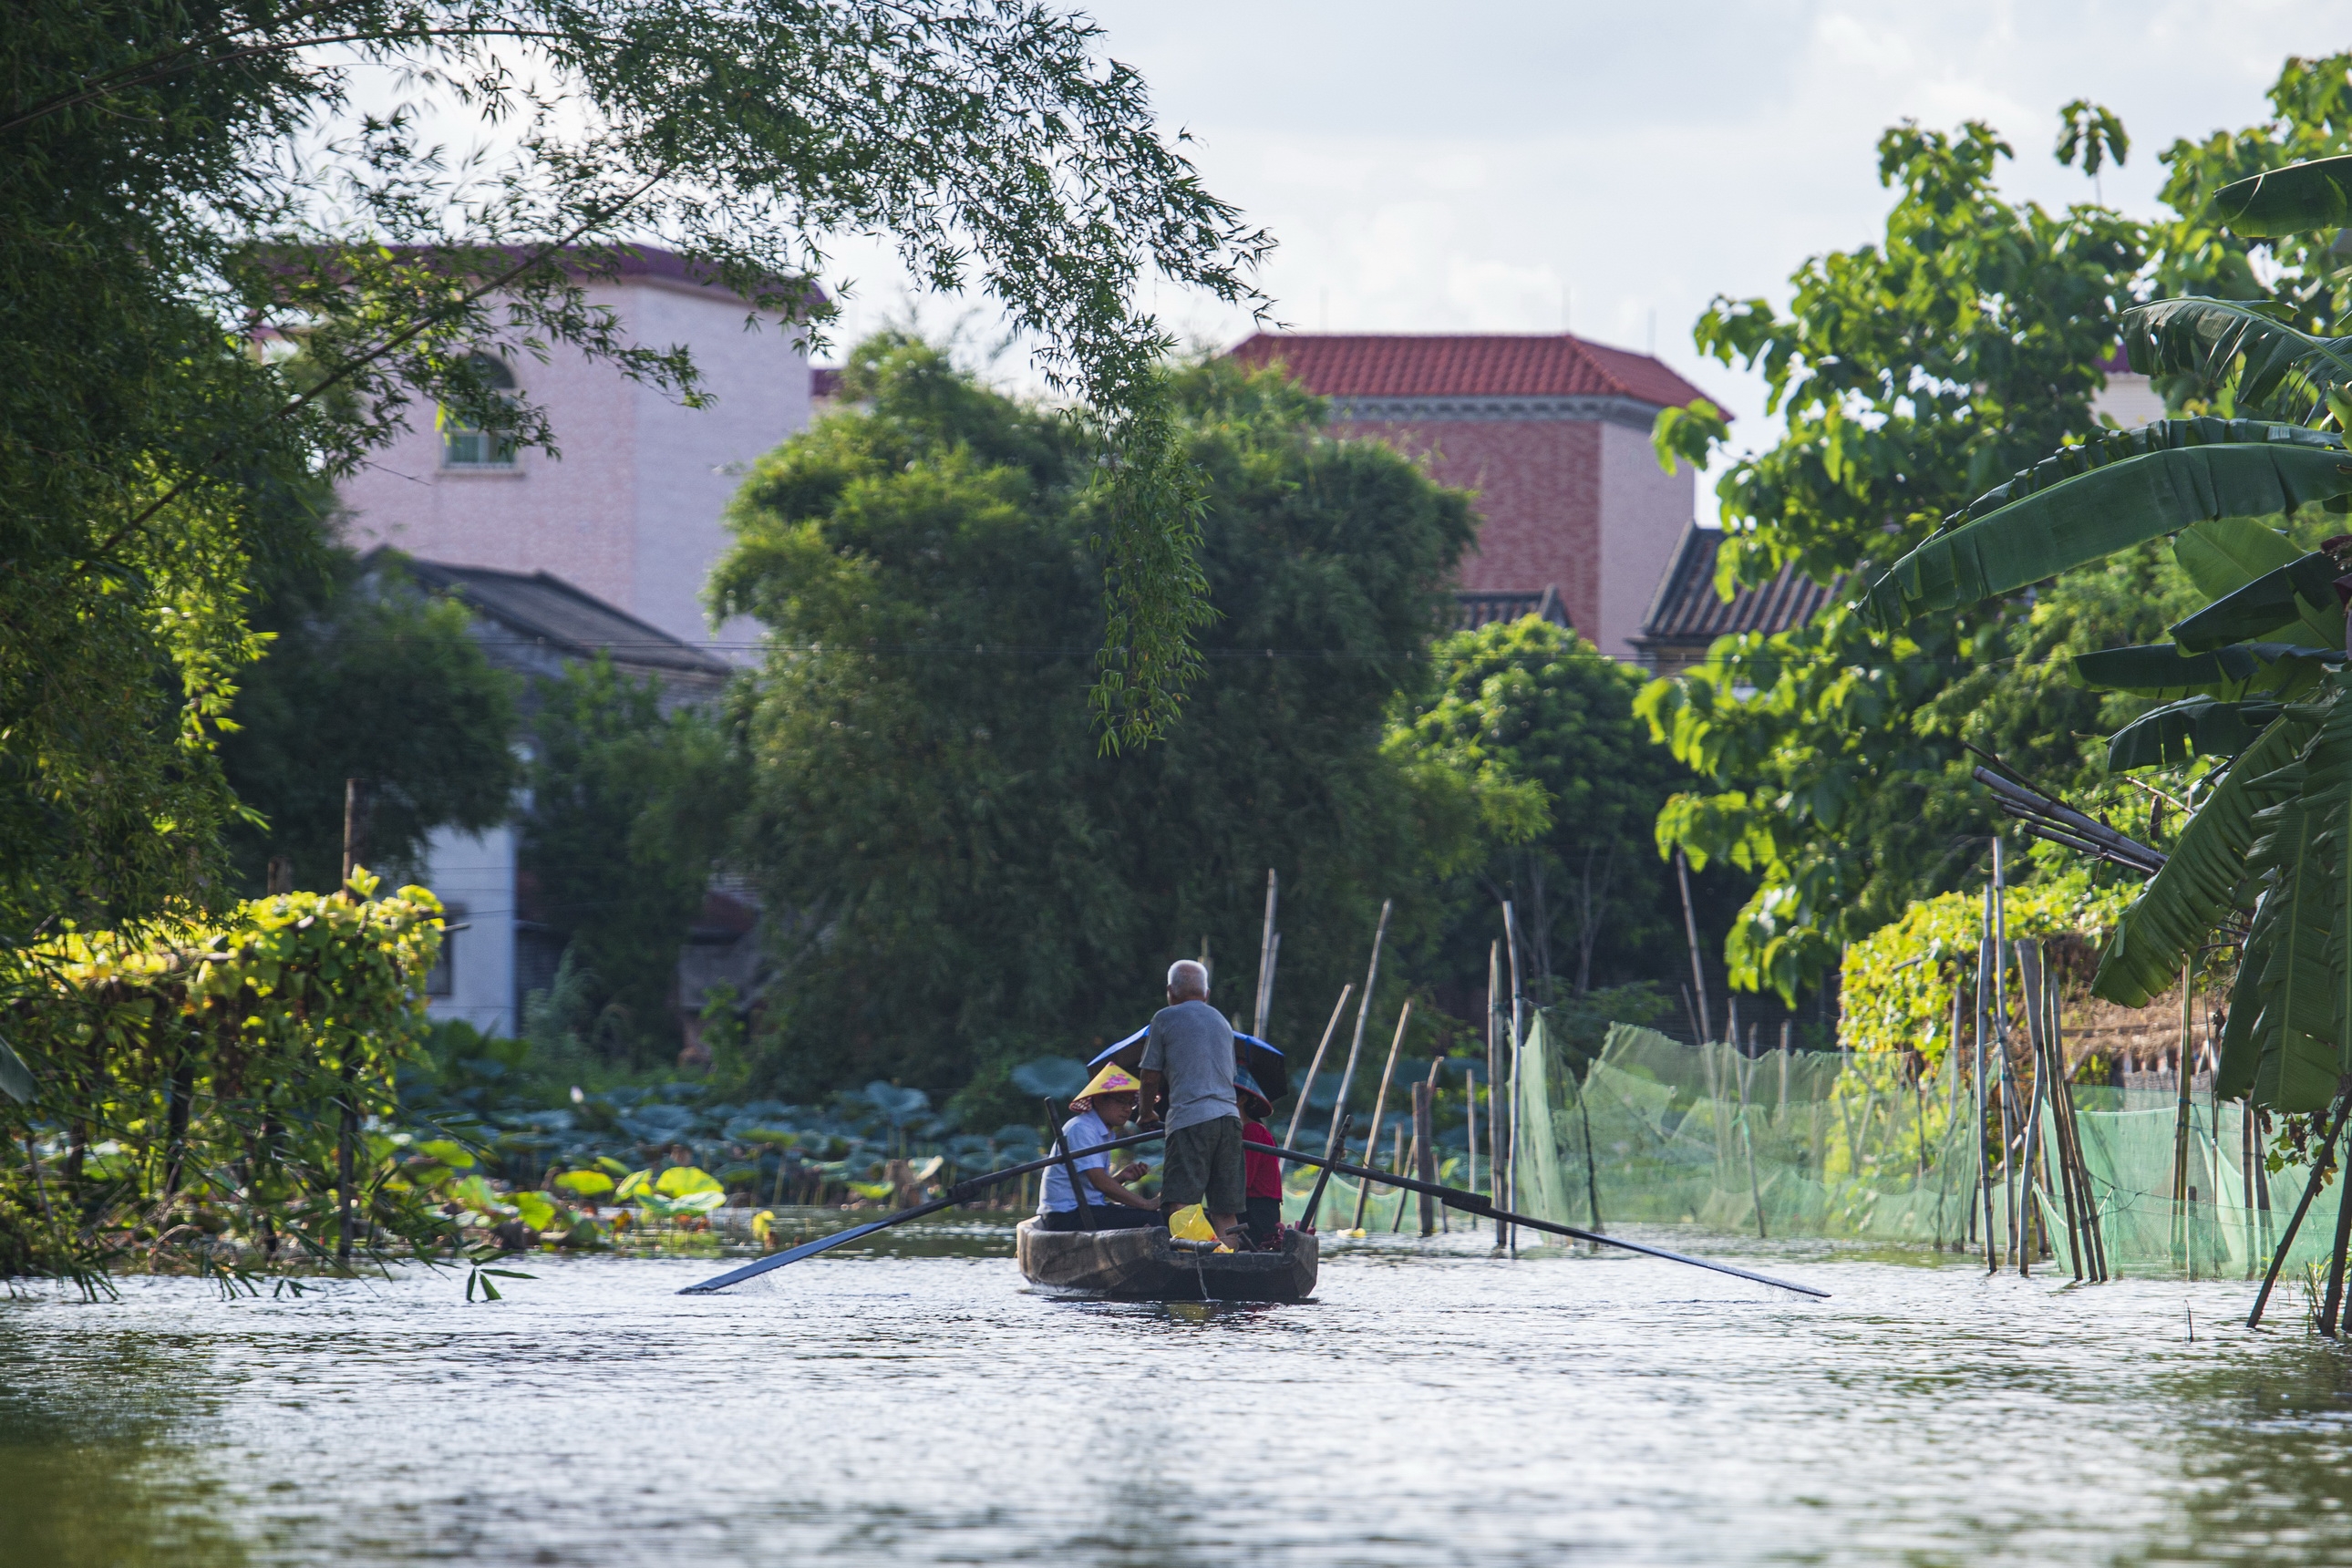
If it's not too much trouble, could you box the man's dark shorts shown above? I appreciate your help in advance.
[1161,1115,1246,1213]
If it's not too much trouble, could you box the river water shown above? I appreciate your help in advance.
[4,1220,2350,1566]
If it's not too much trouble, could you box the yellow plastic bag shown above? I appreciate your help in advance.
[1168,1202,1219,1242]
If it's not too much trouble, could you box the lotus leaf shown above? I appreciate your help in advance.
[655,1165,723,1197]
[614,1169,654,1200]
[593,1155,631,1176]
[448,1174,515,1218]
[1008,1057,1088,1099]
[510,1191,558,1231]
[863,1081,930,1125]
[846,1180,895,1201]
[552,1170,614,1198]
[414,1139,476,1169]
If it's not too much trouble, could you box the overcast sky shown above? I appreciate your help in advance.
[819,2,2351,517]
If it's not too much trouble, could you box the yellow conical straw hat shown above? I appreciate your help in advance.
[1072,1063,1142,1105]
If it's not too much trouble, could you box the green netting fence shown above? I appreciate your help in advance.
[1508,1017,2334,1281]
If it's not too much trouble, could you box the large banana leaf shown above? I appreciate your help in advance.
[2124,297,2352,424]
[2093,709,2316,1007]
[1937,417,2337,532]
[2214,154,2352,236]
[2238,791,2340,1112]
[2215,941,2264,1100]
[2072,641,2331,700]
[1864,423,2352,630]
[2106,696,2285,771]
[2173,517,2306,601]
[2170,550,2345,652]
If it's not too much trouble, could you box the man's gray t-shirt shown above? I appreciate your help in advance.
[1140,999,1238,1133]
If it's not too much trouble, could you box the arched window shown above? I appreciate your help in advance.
[439,353,518,468]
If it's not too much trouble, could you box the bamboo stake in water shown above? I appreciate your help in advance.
[2014,939,2049,1278]
[1253,869,1280,1040]
[1284,985,1354,1150]
[1388,1124,1411,1233]
[1676,850,1712,1043]
[1993,836,2016,1269]
[1416,1072,1441,1236]
[1975,918,1995,1268]
[1483,941,1499,1228]
[2250,1087,2352,1328]
[1465,1046,1480,1233]
[1351,999,1415,1232]
[1502,902,1525,1257]
[2171,957,2195,1274]
[1324,901,1392,1158]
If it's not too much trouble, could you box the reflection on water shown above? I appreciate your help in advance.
[5,1222,2352,1567]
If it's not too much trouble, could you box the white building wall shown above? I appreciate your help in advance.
[627,282,808,657]
[2093,370,2169,430]
[1596,422,1697,663]
[420,823,518,1039]
[336,272,810,655]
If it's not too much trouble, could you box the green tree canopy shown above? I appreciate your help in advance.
[3,0,1266,943]
[520,657,738,1062]
[711,337,1479,1102]
[222,547,521,893]
[1640,64,2352,1004]
[1395,619,1681,999]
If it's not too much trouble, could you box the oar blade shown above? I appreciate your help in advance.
[676,1213,906,1295]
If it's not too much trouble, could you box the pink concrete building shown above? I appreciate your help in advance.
[1224,333,1719,662]
[337,249,813,655]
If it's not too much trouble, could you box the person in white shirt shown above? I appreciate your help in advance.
[1036,1063,1160,1232]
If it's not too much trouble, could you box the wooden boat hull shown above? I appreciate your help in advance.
[1016,1219,1318,1302]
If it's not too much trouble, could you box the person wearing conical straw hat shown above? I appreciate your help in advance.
[1037,1063,1161,1232]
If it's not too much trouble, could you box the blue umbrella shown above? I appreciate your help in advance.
[1088,1026,1287,1101]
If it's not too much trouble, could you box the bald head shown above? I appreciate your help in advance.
[1165,959,1209,1002]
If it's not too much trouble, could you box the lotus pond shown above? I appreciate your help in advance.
[6,1222,2352,1566]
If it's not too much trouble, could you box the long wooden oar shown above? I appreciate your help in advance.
[676,1130,1163,1294]
[1255,1140,1830,1300]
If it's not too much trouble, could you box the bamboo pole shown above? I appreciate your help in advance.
[1483,941,1499,1221]
[1388,1125,1411,1233]
[1465,1043,1480,1233]
[1283,985,1353,1150]
[1415,1070,1439,1236]
[2014,940,2050,1278]
[2248,1087,2352,1329]
[1992,836,2016,1269]
[1253,869,1279,1040]
[2052,969,2108,1280]
[1350,1000,1414,1232]
[1976,924,1996,1269]
[2025,944,2084,1280]
[1503,903,1525,1257]
[1323,901,1392,1158]
[336,775,369,1267]
[2324,1132,2352,1336]
[1676,850,1712,1043]
[2171,958,2196,1274]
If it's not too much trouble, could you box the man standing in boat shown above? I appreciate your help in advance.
[1138,959,1251,1251]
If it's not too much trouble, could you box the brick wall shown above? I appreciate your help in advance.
[1337,417,1604,634]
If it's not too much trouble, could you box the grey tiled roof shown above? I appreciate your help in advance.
[391,554,732,684]
[1635,526,1837,652]
[1454,585,1569,632]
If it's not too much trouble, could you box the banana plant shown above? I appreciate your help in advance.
[1863,154,2352,1115]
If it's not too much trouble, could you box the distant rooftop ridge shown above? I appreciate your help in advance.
[1226,331,1719,413]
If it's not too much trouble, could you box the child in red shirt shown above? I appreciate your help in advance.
[1236,1071,1284,1248]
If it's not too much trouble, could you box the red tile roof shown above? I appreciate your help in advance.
[1227,332,1719,412]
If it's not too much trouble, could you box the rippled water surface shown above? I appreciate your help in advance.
[6,1221,2352,1566]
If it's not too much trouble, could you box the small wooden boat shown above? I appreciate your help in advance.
[1015,1220,1319,1302]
